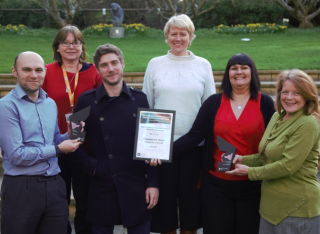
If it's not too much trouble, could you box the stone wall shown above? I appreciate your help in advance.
[2,70,320,98]
[121,70,320,83]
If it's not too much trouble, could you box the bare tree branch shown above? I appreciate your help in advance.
[292,0,307,15]
[181,0,189,13]
[149,0,170,20]
[195,0,224,18]
[274,0,320,28]
[189,0,198,17]
[308,3,320,19]
[307,0,319,12]
[31,0,86,27]
[165,0,177,15]
[148,0,224,20]
[197,0,207,13]
[275,0,294,12]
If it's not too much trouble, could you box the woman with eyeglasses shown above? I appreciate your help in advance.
[42,25,102,234]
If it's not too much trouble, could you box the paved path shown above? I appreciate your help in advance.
[1,173,320,234]
[112,227,203,234]
[108,172,320,234]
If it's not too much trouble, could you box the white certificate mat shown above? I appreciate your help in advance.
[133,108,176,163]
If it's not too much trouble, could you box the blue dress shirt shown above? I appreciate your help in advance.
[0,85,69,176]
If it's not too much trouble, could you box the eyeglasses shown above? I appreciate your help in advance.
[59,41,82,47]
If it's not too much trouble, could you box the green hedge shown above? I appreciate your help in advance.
[193,0,286,28]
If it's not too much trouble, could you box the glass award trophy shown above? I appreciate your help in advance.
[217,136,237,172]
[69,106,91,142]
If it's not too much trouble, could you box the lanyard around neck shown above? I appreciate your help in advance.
[62,63,79,111]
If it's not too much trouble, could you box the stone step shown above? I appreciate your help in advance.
[0,85,16,98]
[127,81,320,96]
[2,81,320,99]
[1,70,320,84]
[215,81,320,96]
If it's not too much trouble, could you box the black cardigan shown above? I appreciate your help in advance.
[173,93,275,170]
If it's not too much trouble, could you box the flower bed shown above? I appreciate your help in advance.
[213,23,287,34]
[0,24,26,35]
[82,23,149,36]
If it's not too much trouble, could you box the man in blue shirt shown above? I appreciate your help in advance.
[0,51,82,234]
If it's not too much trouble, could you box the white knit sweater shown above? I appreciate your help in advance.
[142,51,216,141]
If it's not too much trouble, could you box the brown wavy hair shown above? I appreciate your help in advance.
[276,69,320,124]
[52,25,87,63]
[93,44,124,70]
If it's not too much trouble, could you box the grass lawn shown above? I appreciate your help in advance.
[0,28,319,73]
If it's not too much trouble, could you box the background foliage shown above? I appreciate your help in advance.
[0,0,60,28]
[213,23,287,34]
[0,27,319,73]
[1,0,320,29]
[193,0,285,28]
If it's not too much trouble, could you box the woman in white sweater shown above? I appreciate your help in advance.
[142,14,216,234]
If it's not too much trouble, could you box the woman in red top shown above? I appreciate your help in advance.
[42,25,102,234]
[171,53,275,234]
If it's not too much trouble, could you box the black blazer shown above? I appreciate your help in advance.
[173,92,275,170]
[73,82,159,227]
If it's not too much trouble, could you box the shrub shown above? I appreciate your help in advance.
[0,0,49,28]
[213,23,287,34]
[82,23,149,36]
[0,24,26,35]
[123,23,149,35]
[82,23,113,36]
[193,0,286,28]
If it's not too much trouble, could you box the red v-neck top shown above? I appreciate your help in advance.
[42,62,102,134]
[209,93,265,181]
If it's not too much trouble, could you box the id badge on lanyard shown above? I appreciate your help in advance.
[65,113,72,123]
[62,63,80,115]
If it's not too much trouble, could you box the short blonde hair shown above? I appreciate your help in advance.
[164,14,196,47]
[276,69,320,124]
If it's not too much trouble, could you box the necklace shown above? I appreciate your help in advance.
[66,73,76,93]
[232,91,250,111]
[233,98,249,110]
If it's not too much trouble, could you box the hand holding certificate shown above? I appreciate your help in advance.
[133,108,175,163]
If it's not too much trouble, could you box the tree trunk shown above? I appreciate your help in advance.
[38,0,76,28]
[275,0,320,29]
[298,17,313,28]
[294,10,314,28]
[51,15,67,28]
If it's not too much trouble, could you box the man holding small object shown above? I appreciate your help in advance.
[73,44,159,234]
[0,51,83,234]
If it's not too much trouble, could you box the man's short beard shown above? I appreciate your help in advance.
[17,73,41,94]
[102,77,122,86]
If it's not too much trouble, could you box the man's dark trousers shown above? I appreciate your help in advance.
[1,174,69,234]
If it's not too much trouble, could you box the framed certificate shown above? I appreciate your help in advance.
[133,108,176,163]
